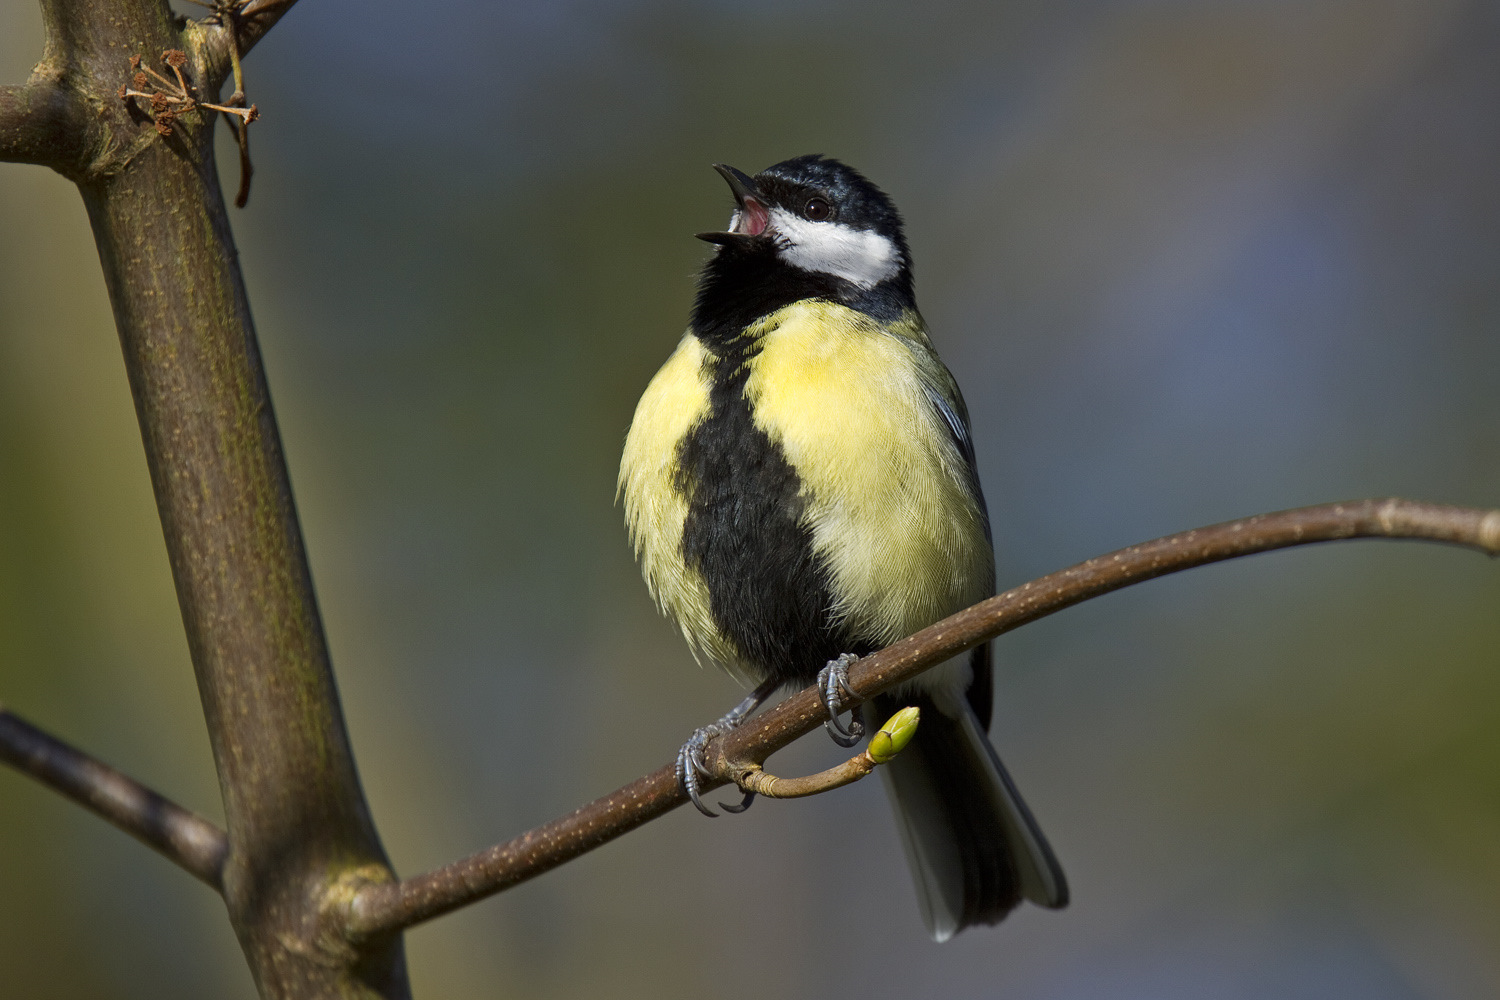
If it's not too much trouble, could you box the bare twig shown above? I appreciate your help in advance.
[733,754,882,798]
[342,497,1500,940]
[181,0,262,205]
[0,707,228,889]
[220,7,254,207]
[229,117,255,207]
[201,100,258,122]
[732,705,920,800]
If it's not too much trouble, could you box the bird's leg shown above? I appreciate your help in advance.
[677,676,780,817]
[817,653,865,748]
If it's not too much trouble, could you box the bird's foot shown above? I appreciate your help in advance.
[817,653,865,748]
[676,721,753,817]
[676,678,778,817]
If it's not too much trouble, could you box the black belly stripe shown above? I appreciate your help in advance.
[674,337,869,686]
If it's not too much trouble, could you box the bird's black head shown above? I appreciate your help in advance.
[692,155,915,342]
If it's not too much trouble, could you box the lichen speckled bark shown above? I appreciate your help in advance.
[2,0,411,996]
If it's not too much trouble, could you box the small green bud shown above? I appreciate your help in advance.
[867,706,920,764]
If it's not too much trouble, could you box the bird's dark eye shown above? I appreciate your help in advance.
[803,197,831,221]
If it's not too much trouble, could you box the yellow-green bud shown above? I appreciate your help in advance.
[867,706,920,764]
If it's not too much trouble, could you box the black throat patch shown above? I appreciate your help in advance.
[673,334,869,686]
[690,239,914,354]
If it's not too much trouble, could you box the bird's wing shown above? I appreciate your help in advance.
[916,366,991,549]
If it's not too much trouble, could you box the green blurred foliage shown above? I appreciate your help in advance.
[2,1,1498,997]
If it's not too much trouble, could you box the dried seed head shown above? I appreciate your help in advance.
[129,54,142,69]
[133,72,148,89]
[164,49,188,69]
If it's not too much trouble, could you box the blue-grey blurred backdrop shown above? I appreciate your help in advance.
[2,1,1498,997]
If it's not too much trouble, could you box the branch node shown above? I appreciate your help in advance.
[728,706,919,799]
[116,48,263,203]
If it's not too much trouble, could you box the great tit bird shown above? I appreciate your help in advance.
[618,155,1068,939]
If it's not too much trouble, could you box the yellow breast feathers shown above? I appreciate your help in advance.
[618,333,739,667]
[620,302,993,673]
[743,301,992,645]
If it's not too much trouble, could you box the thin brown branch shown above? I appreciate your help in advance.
[183,4,270,204]
[735,752,880,799]
[218,13,255,208]
[731,703,918,799]
[229,114,254,206]
[0,706,228,889]
[343,497,1500,940]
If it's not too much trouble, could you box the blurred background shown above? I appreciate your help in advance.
[2,0,1498,996]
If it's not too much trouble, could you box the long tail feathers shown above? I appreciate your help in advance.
[867,690,1068,941]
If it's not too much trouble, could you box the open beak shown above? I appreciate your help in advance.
[696,163,770,244]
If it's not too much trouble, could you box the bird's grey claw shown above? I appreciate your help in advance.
[720,788,756,813]
[677,677,779,817]
[677,720,754,817]
[825,719,862,748]
[818,653,865,748]
[676,728,720,817]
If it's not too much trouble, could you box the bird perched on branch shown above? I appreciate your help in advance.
[618,155,1067,939]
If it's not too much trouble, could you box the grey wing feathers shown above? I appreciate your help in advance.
[922,381,978,471]
[920,379,992,547]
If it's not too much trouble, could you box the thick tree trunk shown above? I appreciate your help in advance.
[80,130,408,1000]
[3,0,411,995]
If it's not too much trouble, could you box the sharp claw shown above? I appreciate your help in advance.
[685,763,719,818]
[678,731,720,817]
[689,786,718,817]
[720,789,756,813]
[677,678,780,819]
[824,718,863,747]
[817,654,865,748]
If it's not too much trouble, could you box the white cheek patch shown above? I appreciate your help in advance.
[769,207,902,289]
